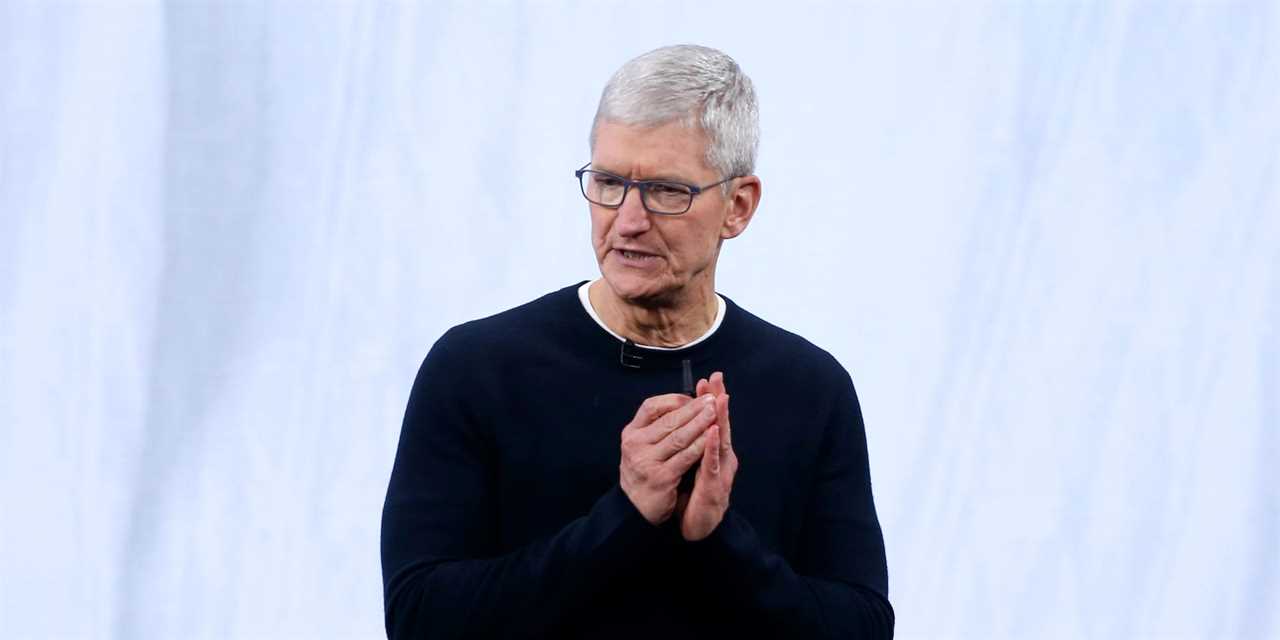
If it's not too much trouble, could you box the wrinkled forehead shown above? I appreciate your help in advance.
[590,119,715,180]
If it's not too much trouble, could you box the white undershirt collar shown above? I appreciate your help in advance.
[578,280,726,351]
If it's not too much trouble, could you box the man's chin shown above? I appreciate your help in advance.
[601,272,677,309]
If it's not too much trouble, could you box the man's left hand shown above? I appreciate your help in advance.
[679,371,738,541]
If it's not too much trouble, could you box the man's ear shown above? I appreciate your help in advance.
[720,176,762,240]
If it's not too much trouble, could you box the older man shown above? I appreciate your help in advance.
[381,44,893,639]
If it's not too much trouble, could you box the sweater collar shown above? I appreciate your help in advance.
[564,280,739,371]
[576,279,726,351]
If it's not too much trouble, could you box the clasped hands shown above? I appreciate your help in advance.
[619,371,738,541]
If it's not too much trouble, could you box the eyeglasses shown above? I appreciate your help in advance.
[574,162,739,215]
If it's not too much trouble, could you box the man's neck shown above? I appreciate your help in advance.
[588,279,718,348]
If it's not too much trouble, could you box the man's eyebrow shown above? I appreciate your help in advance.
[592,165,695,184]
[589,165,625,177]
[645,174,696,184]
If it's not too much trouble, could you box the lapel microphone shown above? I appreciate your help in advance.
[620,339,644,368]
[680,357,699,491]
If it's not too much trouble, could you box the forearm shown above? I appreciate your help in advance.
[383,485,665,639]
[689,509,894,639]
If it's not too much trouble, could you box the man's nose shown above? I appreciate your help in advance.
[613,186,651,236]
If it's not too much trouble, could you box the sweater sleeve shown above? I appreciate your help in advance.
[379,332,665,639]
[688,376,894,639]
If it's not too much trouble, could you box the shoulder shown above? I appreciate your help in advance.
[723,295,855,392]
[426,282,585,364]
[439,282,582,345]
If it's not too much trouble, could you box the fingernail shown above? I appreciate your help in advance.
[702,406,715,417]
[702,394,715,404]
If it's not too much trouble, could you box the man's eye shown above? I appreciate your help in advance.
[594,176,624,188]
[650,183,688,196]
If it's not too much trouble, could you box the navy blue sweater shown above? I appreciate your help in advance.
[381,283,892,638]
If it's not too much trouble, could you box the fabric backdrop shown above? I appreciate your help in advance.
[1,2,1276,638]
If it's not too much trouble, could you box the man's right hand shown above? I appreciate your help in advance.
[619,393,718,526]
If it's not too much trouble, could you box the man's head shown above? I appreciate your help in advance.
[586,45,762,308]
[590,44,759,183]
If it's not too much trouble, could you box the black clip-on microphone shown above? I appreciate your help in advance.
[620,339,644,369]
[678,357,699,492]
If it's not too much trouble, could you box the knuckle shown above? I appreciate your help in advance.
[664,412,685,430]
[673,401,696,422]
[640,394,686,424]
[651,416,672,436]
[637,398,658,419]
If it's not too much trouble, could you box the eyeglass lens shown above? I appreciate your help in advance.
[581,171,694,214]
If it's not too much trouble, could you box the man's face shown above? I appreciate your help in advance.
[589,120,731,307]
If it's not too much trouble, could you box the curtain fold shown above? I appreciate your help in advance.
[1,3,1275,638]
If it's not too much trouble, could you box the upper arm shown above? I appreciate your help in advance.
[381,331,497,603]
[797,368,889,598]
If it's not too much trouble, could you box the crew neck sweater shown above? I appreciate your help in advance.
[381,282,893,639]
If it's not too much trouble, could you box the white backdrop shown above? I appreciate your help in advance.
[2,2,1277,638]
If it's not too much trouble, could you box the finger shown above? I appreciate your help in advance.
[719,393,732,451]
[656,397,717,459]
[686,426,724,518]
[642,393,715,444]
[627,393,693,432]
[664,429,709,473]
[704,425,720,475]
[695,377,710,397]
[711,371,727,396]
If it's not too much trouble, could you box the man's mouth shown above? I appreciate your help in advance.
[616,249,659,261]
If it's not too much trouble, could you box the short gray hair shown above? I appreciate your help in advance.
[590,44,759,180]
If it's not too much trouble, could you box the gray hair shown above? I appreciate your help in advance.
[590,44,759,181]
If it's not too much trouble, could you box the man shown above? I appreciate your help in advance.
[381,44,893,639]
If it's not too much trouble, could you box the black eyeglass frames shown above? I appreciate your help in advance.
[574,163,739,215]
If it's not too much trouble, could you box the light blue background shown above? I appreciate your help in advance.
[1,2,1276,638]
